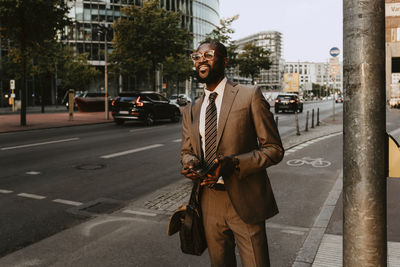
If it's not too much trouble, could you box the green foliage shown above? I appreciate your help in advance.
[0,0,70,119]
[237,43,271,84]
[57,46,101,93]
[204,15,239,45]
[204,15,239,69]
[0,0,70,56]
[163,54,193,83]
[110,0,192,89]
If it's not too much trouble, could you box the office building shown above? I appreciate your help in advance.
[284,61,343,94]
[229,31,284,90]
[63,0,219,94]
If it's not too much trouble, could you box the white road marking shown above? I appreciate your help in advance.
[129,125,166,132]
[26,171,41,175]
[17,193,46,200]
[0,189,13,194]
[123,209,157,217]
[172,139,182,143]
[100,144,164,159]
[1,138,80,151]
[281,229,306,236]
[52,199,82,206]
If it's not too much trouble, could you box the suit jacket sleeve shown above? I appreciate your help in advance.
[180,103,198,166]
[235,87,284,178]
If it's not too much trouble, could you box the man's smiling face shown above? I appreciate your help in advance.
[194,43,226,84]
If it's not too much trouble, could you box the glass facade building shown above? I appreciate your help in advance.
[63,0,219,94]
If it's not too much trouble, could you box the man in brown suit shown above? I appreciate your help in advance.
[181,40,284,266]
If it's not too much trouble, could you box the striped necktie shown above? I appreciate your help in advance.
[204,92,218,169]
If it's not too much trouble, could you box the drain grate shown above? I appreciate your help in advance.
[68,198,124,217]
[76,164,106,170]
[82,201,123,214]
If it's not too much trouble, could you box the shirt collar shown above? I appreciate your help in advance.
[204,77,227,99]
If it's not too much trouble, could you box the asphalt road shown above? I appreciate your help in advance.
[274,100,343,137]
[0,121,184,257]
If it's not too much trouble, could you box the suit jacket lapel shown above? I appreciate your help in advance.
[191,94,204,157]
[217,80,238,149]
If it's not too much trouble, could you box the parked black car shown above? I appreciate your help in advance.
[111,91,181,126]
[275,93,303,113]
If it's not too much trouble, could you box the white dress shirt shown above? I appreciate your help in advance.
[199,77,227,183]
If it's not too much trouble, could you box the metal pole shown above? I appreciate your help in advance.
[305,111,309,132]
[317,107,320,126]
[311,108,315,128]
[343,0,386,266]
[333,78,336,121]
[104,26,109,120]
[295,112,300,136]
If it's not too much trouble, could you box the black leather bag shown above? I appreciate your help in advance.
[168,181,207,256]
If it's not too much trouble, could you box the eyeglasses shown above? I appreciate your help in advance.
[190,50,223,62]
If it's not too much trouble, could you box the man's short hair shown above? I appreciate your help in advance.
[198,40,227,59]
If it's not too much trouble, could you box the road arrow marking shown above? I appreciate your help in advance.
[0,189,13,194]
[100,144,164,159]
[1,138,80,150]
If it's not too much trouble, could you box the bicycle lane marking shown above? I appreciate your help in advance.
[287,157,331,168]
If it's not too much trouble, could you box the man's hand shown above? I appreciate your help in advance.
[181,166,203,180]
[200,156,235,186]
[181,154,202,180]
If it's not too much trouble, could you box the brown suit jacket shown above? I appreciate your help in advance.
[181,80,284,224]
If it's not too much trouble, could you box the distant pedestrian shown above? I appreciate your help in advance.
[180,40,284,266]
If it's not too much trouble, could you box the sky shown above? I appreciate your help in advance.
[218,0,343,63]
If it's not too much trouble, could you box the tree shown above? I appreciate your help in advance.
[110,0,192,90]
[57,46,100,95]
[237,43,271,85]
[162,54,193,95]
[204,15,239,69]
[0,0,70,125]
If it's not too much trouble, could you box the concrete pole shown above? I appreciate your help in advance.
[343,0,387,266]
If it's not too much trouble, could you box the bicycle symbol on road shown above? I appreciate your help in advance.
[286,157,331,168]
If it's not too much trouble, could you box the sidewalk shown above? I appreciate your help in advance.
[0,110,112,133]
[0,113,345,267]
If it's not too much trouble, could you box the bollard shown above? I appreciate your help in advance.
[68,89,74,121]
[275,116,279,127]
[295,111,300,136]
[311,109,315,128]
[317,107,320,126]
[305,111,309,132]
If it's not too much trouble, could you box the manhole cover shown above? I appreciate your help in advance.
[76,164,106,170]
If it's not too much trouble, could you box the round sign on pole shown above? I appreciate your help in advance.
[330,47,340,57]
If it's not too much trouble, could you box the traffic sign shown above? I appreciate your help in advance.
[330,47,340,57]
[10,80,15,90]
